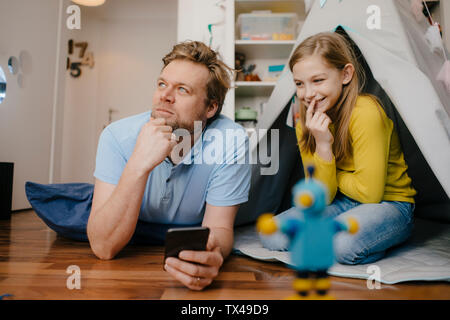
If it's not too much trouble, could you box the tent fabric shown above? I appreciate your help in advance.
[335,27,450,221]
[395,0,450,115]
[235,102,304,226]
[254,0,450,221]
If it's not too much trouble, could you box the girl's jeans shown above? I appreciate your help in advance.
[260,192,415,265]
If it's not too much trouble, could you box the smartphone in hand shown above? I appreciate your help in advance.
[164,226,210,263]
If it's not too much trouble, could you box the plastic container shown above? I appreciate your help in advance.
[235,107,258,121]
[264,64,285,82]
[236,107,257,134]
[237,12,299,40]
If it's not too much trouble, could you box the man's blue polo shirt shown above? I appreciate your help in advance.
[93,110,251,225]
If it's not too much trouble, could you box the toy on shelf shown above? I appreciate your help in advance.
[234,52,261,81]
[243,64,261,81]
[235,52,246,81]
[256,166,359,300]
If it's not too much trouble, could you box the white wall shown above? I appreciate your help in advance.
[60,1,101,184]
[60,0,177,183]
[0,0,67,210]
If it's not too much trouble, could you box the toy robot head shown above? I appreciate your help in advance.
[292,166,328,216]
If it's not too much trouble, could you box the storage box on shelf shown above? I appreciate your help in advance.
[237,12,299,40]
[233,1,306,129]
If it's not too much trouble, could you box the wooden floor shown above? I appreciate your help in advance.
[0,210,449,300]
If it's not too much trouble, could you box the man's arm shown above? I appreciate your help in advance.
[87,117,176,260]
[163,203,239,290]
[87,162,148,260]
[202,203,238,259]
[164,125,250,290]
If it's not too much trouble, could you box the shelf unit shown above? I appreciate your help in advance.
[231,0,306,124]
[235,81,275,96]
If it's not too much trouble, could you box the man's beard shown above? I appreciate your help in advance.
[153,105,207,131]
[167,117,198,134]
[152,110,205,139]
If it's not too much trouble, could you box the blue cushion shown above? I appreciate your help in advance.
[25,181,199,245]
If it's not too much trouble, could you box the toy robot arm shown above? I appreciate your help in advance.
[334,218,358,234]
[256,213,278,235]
[280,218,302,238]
[334,220,346,233]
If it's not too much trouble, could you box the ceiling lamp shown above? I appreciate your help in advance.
[71,0,105,6]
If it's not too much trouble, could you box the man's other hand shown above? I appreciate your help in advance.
[164,233,224,291]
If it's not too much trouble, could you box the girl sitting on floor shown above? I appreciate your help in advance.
[261,32,417,265]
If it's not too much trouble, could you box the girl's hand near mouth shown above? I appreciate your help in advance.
[305,97,334,162]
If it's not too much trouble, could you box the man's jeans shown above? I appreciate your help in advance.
[260,192,415,265]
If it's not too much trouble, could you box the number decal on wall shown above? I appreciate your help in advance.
[67,39,95,78]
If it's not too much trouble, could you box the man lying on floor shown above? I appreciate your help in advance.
[87,41,250,291]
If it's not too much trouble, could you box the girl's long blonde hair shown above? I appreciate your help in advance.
[289,32,366,163]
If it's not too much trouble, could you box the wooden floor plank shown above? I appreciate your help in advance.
[0,210,449,300]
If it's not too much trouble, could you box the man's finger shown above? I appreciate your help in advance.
[206,232,219,251]
[154,125,173,133]
[170,133,179,142]
[206,238,215,251]
[179,250,223,267]
[161,132,174,140]
[165,257,218,278]
[149,116,166,125]
[164,263,206,291]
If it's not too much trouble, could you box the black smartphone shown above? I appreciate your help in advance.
[164,226,210,263]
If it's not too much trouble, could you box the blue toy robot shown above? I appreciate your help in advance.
[257,166,358,299]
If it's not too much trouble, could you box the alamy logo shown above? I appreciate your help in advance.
[66,265,81,290]
[366,5,381,30]
[66,5,81,30]
[171,121,279,175]
[366,265,381,289]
